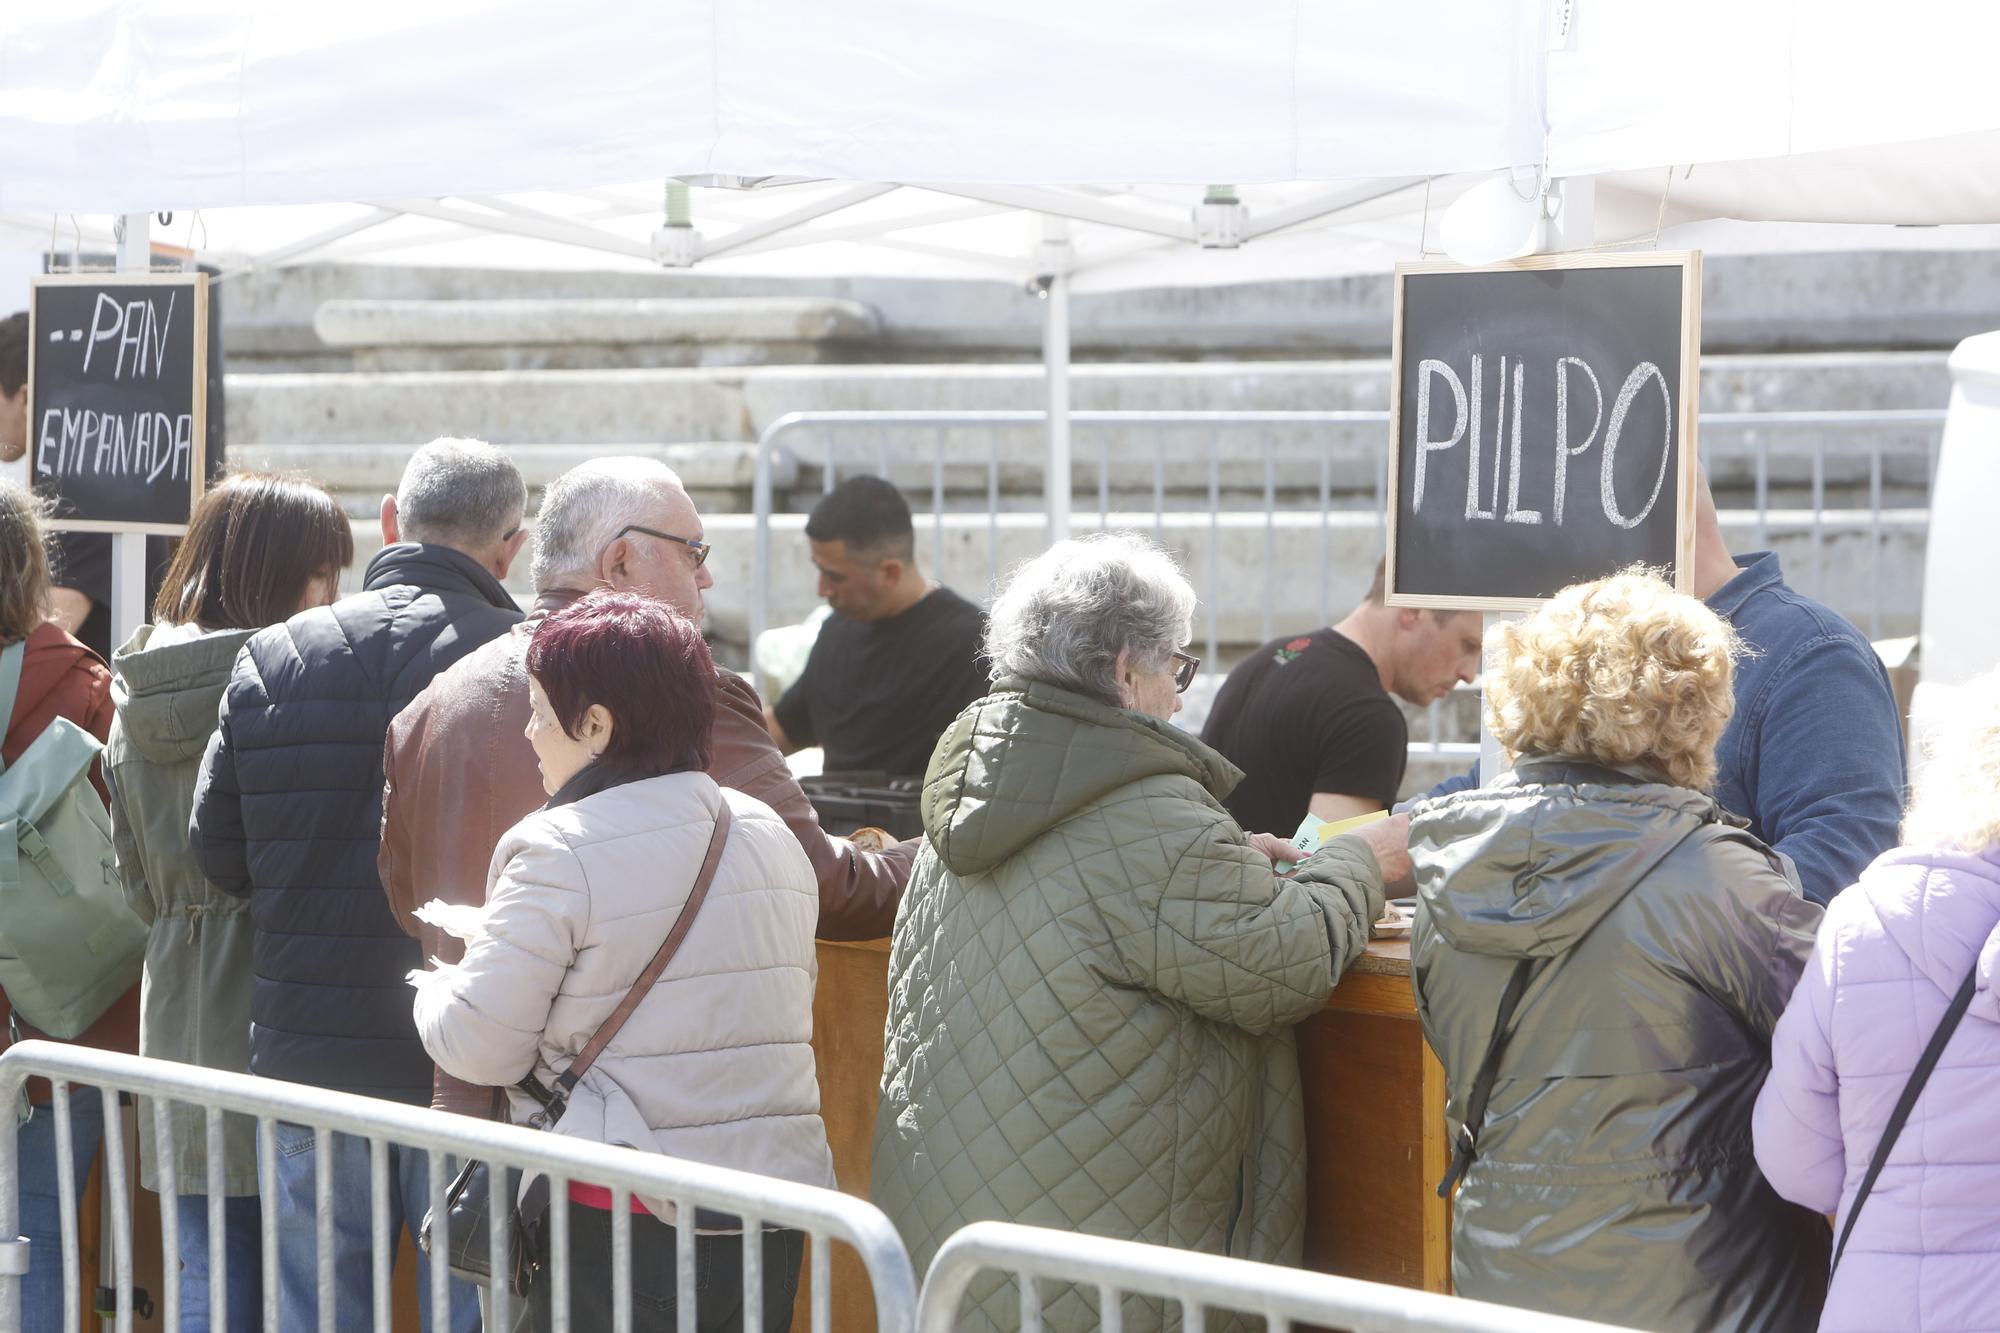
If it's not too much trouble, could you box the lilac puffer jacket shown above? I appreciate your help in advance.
[1754,844,2000,1332]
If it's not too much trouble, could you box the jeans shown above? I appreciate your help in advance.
[176,1193,260,1333]
[263,1122,481,1333]
[530,1208,803,1333]
[18,1090,105,1333]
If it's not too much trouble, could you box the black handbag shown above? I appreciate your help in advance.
[419,804,733,1295]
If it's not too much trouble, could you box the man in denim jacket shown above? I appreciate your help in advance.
[1422,474,1905,905]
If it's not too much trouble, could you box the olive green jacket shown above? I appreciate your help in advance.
[1411,759,1828,1333]
[106,624,259,1195]
[873,677,1384,1331]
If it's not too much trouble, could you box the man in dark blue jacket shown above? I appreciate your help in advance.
[1419,472,1905,906]
[190,436,525,1332]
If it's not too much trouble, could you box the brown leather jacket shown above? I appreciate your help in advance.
[379,594,917,1114]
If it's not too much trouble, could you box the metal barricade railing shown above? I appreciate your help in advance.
[917,1220,1640,1333]
[749,406,1943,766]
[0,1042,918,1333]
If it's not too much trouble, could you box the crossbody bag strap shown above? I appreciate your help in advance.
[1435,956,1535,1199]
[0,641,25,776]
[1830,958,1981,1275]
[543,800,734,1113]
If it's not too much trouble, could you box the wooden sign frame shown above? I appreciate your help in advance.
[1383,249,1702,611]
[27,270,209,535]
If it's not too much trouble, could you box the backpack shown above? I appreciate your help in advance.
[0,639,144,1039]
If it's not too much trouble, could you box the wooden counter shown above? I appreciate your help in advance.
[803,935,1449,1328]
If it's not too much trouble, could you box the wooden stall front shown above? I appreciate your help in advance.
[803,936,1450,1330]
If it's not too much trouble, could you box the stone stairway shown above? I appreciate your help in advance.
[211,259,1966,773]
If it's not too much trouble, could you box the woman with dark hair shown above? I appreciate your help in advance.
[412,592,834,1333]
[104,472,353,1332]
[0,479,126,1333]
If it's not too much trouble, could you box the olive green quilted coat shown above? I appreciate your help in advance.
[873,677,1384,1330]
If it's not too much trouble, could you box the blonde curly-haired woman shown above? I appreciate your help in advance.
[1410,569,1831,1333]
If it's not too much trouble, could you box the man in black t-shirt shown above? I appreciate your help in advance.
[1201,559,1481,838]
[767,476,989,778]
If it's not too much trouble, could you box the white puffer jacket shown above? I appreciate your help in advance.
[412,772,836,1199]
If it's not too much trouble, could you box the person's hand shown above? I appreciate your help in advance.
[1352,812,1415,892]
[1247,832,1309,866]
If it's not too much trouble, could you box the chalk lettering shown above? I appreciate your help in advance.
[1601,362,1673,530]
[153,292,175,378]
[81,293,121,376]
[1552,356,1602,525]
[1503,359,1541,524]
[1411,358,1467,512]
[1465,355,1496,521]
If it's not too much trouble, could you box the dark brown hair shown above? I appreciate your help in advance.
[0,480,52,644]
[155,473,355,630]
[0,312,29,398]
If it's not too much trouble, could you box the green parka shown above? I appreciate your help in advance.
[873,677,1385,1331]
[1411,759,1829,1333]
[105,624,259,1195]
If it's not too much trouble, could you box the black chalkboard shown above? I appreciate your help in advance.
[1386,252,1699,608]
[28,273,209,532]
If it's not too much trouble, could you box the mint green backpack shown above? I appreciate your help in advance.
[0,640,144,1040]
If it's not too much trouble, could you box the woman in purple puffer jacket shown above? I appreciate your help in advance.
[1754,666,2000,1332]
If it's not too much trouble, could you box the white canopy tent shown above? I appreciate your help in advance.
[10,0,2000,265]
[6,0,2000,548]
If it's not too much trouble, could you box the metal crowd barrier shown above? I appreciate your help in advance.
[748,406,1943,766]
[917,1220,1640,1333]
[0,1042,918,1333]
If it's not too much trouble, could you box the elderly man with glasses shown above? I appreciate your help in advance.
[378,456,918,1123]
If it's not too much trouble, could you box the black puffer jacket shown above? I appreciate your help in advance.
[189,545,521,1102]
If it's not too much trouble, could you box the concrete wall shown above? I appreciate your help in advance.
[217,250,2000,370]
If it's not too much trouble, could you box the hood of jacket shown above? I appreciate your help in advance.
[922,674,1243,878]
[111,625,257,765]
[1864,844,2000,1024]
[1412,757,1734,960]
[363,542,517,611]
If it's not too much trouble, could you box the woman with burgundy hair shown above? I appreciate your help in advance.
[411,592,833,1332]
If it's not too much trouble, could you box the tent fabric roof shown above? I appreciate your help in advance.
[5,1,1999,287]
[1,0,1534,214]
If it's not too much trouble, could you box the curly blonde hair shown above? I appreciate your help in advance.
[1904,667,2000,854]
[1487,568,1742,791]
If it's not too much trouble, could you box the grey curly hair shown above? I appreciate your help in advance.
[984,532,1196,706]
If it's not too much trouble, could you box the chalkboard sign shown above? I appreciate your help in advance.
[1385,252,1700,609]
[28,273,209,533]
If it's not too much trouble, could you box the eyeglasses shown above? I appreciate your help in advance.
[610,524,710,568]
[1170,650,1200,693]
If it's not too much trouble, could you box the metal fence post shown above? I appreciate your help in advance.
[0,1063,25,1333]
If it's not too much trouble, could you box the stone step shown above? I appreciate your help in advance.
[229,441,792,511]
[311,297,882,371]
[225,353,1949,499]
[219,252,2000,374]
[332,505,1929,661]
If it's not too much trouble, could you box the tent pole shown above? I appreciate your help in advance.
[1041,216,1073,544]
[110,213,150,649]
[1478,178,1594,786]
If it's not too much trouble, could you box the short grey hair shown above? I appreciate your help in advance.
[985,532,1196,706]
[395,437,526,549]
[531,457,687,590]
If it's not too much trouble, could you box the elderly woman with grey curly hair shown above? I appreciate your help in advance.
[1410,569,1829,1333]
[872,531,1409,1332]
